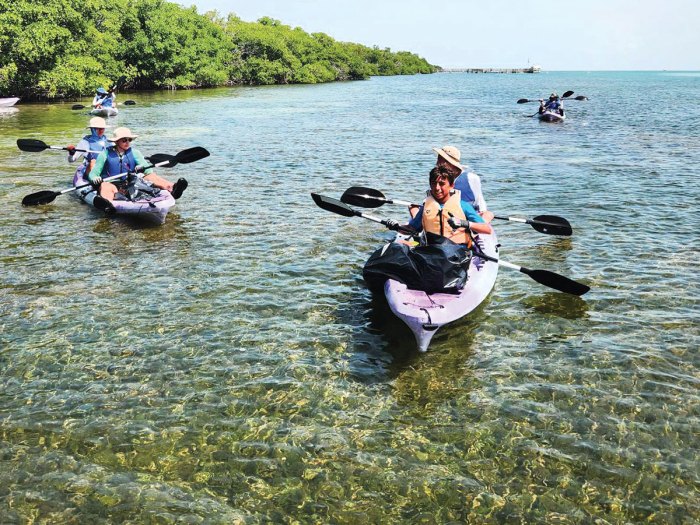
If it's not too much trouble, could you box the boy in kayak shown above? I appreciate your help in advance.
[66,116,110,180]
[430,145,493,222]
[88,127,188,206]
[539,93,564,116]
[394,165,492,245]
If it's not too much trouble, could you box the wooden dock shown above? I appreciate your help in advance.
[441,66,541,74]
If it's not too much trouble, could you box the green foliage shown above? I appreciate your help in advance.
[0,0,438,99]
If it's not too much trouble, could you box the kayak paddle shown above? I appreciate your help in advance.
[71,101,135,110]
[311,193,418,235]
[21,146,209,206]
[517,90,575,104]
[472,248,589,296]
[340,186,572,236]
[317,191,589,296]
[17,138,102,155]
[71,77,132,110]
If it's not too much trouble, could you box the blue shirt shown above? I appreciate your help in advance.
[408,199,485,232]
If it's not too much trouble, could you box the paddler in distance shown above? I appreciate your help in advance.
[88,127,188,209]
[391,165,492,246]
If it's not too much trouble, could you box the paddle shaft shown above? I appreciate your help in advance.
[57,160,170,197]
[341,187,571,235]
[473,249,589,296]
[56,145,102,154]
[493,215,565,228]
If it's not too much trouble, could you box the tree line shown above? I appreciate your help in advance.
[0,0,439,100]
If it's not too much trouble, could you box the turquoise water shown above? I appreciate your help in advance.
[0,71,698,523]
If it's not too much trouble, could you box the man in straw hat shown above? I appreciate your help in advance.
[432,145,493,222]
[89,126,187,207]
[66,116,110,180]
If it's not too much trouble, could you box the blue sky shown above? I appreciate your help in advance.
[177,0,699,70]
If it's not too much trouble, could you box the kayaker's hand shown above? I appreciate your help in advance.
[133,165,145,174]
[66,145,76,156]
[88,173,103,187]
[448,216,469,230]
[385,219,400,231]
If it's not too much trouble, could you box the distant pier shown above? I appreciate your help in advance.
[441,66,541,74]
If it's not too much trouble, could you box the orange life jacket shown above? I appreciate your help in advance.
[422,190,471,247]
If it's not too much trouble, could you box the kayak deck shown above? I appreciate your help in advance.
[384,231,499,352]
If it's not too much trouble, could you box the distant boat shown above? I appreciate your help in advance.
[0,97,20,107]
[526,65,541,73]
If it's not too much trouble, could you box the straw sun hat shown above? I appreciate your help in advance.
[109,127,138,142]
[87,116,108,129]
[432,145,463,169]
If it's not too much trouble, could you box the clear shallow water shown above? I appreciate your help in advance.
[1,72,699,523]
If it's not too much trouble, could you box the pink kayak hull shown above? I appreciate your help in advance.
[72,168,175,225]
[384,231,499,352]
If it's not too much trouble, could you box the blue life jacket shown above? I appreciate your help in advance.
[85,131,108,162]
[545,99,561,111]
[104,147,137,181]
[99,95,114,108]
[454,172,477,209]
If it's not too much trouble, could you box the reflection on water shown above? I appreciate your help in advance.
[522,292,590,320]
[0,72,699,522]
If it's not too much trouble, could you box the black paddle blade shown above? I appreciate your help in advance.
[562,90,574,98]
[17,139,49,152]
[22,190,59,206]
[71,104,86,110]
[521,267,590,296]
[530,215,573,236]
[173,146,210,165]
[123,100,136,105]
[574,95,588,101]
[341,186,386,208]
[311,193,356,217]
[517,98,531,104]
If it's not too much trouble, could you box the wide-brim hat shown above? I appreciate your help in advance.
[109,127,138,142]
[96,87,108,95]
[87,116,107,129]
[432,145,462,169]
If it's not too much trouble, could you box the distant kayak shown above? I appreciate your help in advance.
[538,110,566,123]
[72,167,175,225]
[384,231,499,352]
[0,97,20,107]
[90,106,118,117]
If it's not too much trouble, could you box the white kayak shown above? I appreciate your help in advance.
[384,230,499,352]
[72,167,175,225]
[90,106,118,117]
[0,97,20,107]
[538,110,566,123]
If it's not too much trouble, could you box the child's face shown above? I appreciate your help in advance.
[430,176,453,203]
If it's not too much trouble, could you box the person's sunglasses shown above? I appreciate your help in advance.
[118,138,133,143]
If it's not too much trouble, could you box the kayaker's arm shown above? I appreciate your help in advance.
[132,149,154,175]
